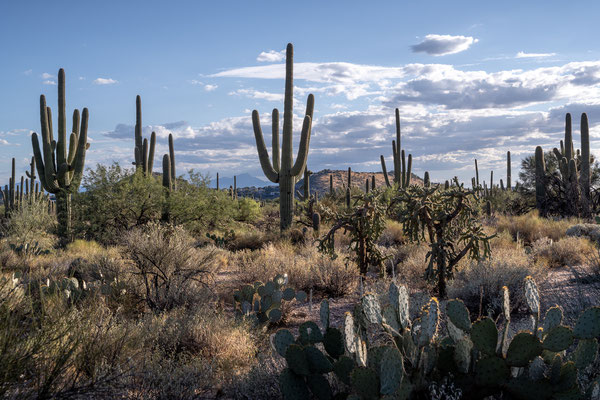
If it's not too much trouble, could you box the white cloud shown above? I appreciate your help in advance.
[41,72,55,79]
[93,78,118,85]
[204,84,218,91]
[230,89,282,102]
[42,80,57,85]
[0,139,8,145]
[23,69,32,76]
[411,34,478,56]
[516,51,557,58]
[257,49,285,62]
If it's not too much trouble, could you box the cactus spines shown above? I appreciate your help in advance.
[580,113,591,217]
[573,306,600,339]
[506,151,512,191]
[446,299,471,333]
[506,332,543,367]
[380,347,404,395]
[31,68,88,244]
[535,146,546,213]
[418,297,439,346]
[542,325,574,352]
[251,43,314,231]
[272,329,295,357]
[471,317,498,356]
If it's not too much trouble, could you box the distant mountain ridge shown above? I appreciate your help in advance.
[233,169,423,200]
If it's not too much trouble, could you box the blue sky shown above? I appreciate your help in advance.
[2,1,600,187]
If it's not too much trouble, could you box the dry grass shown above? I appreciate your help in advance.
[378,220,406,247]
[532,236,595,268]
[448,244,547,315]
[231,241,359,297]
[497,210,579,244]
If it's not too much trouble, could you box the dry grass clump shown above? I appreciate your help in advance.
[232,241,358,297]
[123,222,218,311]
[143,306,257,376]
[391,243,432,291]
[532,236,595,268]
[497,211,578,244]
[448,245,547,315]
[378,220,406,247]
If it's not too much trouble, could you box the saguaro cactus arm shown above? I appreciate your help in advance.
[380,155,391,187]
[290,112,313,176]
[252,110,280,183]
[272,109,280,173]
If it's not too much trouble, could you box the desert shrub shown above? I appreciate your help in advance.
[123,222,217,311]
[235,197,261,222]
[448,245,546,315]
[167,170,241,234]
[378,219,406,247]
[1,196,56,251]
[497,210,578,244]
[227,230,277,251]
[0,278,138,398]
[390,243,432,290]
[233,242,358,297]
[531,235,595,268]
[74,163,164,244]
[485,188,534,215]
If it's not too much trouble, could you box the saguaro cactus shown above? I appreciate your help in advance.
[580,113,591,217]
[535,146,546,214]
[380,109,412,188]
[161,133,176,190]
[31,68,89,244]
[133,95,156,176]
[252,43,314,231]
[506,151,512,191]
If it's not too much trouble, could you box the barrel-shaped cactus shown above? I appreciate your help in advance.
[252,43,314,231]
[31,69,89,244]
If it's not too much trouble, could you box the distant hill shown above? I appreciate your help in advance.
[234,169,423,200]
[211,173,271,189]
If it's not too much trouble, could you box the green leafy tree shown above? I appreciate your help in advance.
[73,163,164,244]
[391,183,493,298]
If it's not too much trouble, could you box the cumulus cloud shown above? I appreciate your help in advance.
[41,72,55,79]
[257,49,285,62]
[93,78,118,85]
[411,34,478,56]
[516,51,557,58]
[42,80,57,85]
[204,84,218,91]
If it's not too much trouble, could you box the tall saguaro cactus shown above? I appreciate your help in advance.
[252,43,314,231]
[380,109,412,188]
[133,95,156,176]
[580,113,591,217]
[31,68,89,244]
[506,151,512,191]
[535,146,546,214]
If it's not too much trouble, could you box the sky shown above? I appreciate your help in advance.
[2,1,600,188]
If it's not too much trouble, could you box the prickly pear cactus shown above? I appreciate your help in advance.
[233,274,306,326]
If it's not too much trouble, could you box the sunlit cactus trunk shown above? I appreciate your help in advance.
[251,43,314,231]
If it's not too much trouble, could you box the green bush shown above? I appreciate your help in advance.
[1,196,56,252]
[73,163,164,244]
